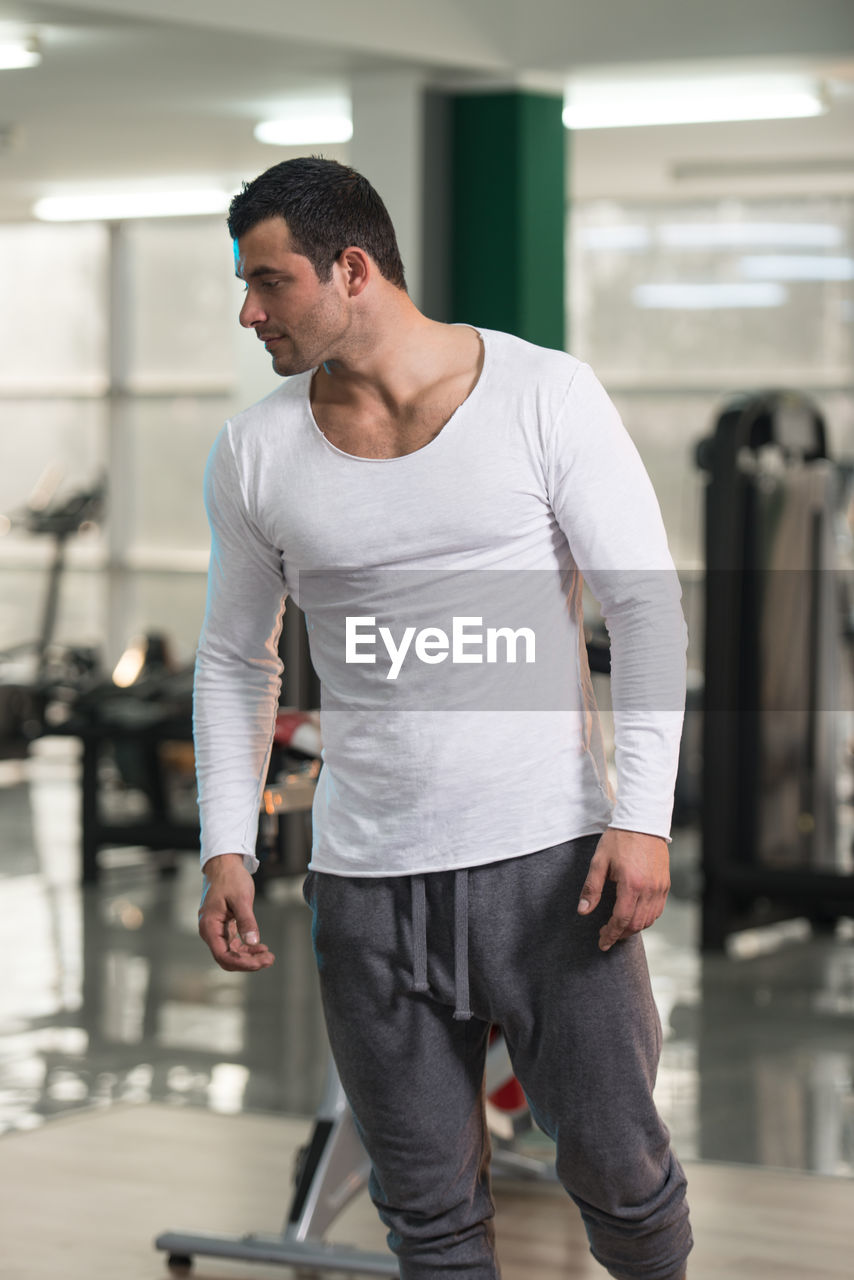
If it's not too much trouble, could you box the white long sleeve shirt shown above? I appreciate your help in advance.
[194,328,687,875]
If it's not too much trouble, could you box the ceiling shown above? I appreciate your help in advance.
[0,0,853,219]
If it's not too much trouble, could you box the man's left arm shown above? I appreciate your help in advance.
[578,828,671,951]
[546,362,688,951]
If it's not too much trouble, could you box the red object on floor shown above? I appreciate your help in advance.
[485,1026,527,1111]
[488,1076,527,1111]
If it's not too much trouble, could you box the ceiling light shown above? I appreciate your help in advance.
[577,222,845,254]
[0,37,40,70]
[33,189,233,221]
[254,101,353,147]
[577,226,650,250]
[659,222,843,249]
[563,76,825,129]
[738,255,854,282]
[633,283,787,309]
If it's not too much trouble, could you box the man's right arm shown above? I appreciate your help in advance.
[198,852,275,971]
[194,425,287,968]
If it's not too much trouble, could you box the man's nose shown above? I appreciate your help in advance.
[239,292,266,328]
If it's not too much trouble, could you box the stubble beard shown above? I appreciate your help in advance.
[270,343,307,378]
[270,293,349,378]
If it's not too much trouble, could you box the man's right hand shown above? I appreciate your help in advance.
[198,853,276,972]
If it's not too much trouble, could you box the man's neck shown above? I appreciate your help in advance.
[315,307,459,416]
[309,316,484,459]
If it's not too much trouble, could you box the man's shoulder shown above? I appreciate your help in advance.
[228,373,310,439]
[479,327,583,383]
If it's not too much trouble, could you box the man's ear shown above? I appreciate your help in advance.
[336,246,371,297]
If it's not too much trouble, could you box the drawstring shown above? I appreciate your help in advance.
[452,869,472,1021]
[409,869,472,1021]
[411,875,429,993]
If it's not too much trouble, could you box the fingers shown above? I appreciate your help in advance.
[217,942,275,973]
[577,848,608,915]
[201,917,275,971]
[582,830,671,952]
[199,890,275,972]
[598,882,641,951]
[233,906,261,948]
[213,920,275,970]
[598,881,668,952]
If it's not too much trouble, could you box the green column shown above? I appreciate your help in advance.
[450,91,566,350]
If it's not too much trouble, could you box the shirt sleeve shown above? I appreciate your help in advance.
[546,361,688,840]
[193,424,288,872]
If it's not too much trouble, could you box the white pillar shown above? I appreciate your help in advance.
[350,72,426,309]
[105,220,135,666]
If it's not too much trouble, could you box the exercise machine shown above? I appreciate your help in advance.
[697,389,854,948]
[156,1036,554,1276]
[0,472,105,756]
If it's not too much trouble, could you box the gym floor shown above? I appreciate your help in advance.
[2,737,854,1276]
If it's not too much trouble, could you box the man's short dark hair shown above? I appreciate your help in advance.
[228,156,407,291]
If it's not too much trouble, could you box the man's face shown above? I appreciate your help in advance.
[234,218,349,376]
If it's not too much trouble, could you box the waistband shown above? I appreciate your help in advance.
[410,868,472,1022]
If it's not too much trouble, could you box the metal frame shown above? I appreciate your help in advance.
[156,1042,554,1276]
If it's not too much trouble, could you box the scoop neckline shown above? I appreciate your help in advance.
[304,325,487,464]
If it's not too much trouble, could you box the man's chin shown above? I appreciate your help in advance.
[271,351,313,377]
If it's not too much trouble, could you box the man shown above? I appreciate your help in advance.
[195,156,692,1280]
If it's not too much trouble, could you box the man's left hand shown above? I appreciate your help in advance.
[577,828,671,951]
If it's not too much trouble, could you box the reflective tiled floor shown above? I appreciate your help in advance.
[2,738,854,1179]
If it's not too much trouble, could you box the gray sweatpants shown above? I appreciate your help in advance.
[302,836,692,1279]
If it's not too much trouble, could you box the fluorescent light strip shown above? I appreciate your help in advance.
[659,223,844,249]
[33,190,232,221]
[633,283,787,310]
[578,226,650,250]
[738,255,854,282]
[255,111,353,147]
[0,40,40,70]
[563,90,823,130]
[578,223,844,254]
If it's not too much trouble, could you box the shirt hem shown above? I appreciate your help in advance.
[306,822,609,878]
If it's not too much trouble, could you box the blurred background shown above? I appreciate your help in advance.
[1,2,854,1274]
[0,1,852,666]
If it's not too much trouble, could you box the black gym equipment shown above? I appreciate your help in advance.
[0,472,206,878]
[0,475,105,757]
[697,389,854,949]
[66,649,198,882]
